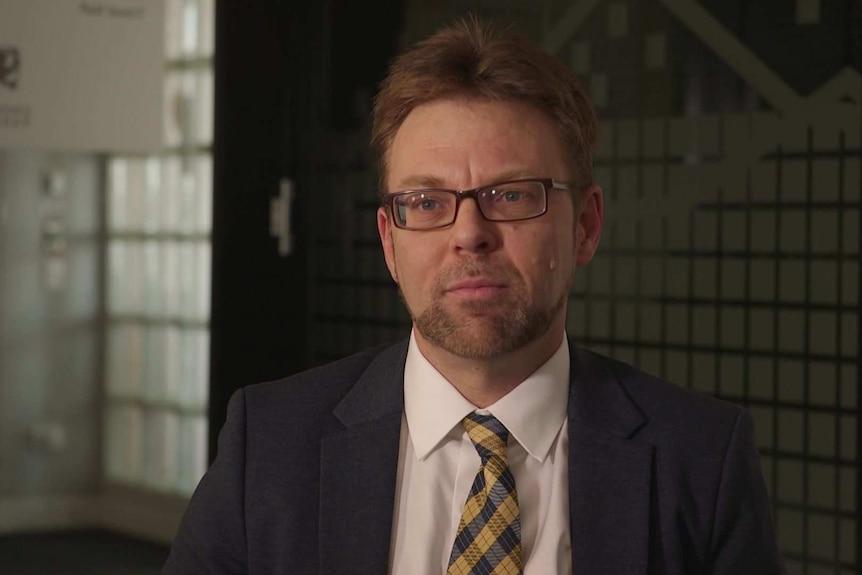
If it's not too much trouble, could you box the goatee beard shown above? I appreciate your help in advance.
[403,262,568,359]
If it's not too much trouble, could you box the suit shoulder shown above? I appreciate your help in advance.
[242,340,404,411]
[585,348,743,429]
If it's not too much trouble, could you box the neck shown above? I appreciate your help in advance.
[413,317,566,408]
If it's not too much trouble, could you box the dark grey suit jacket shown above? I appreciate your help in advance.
[163,339,785,574]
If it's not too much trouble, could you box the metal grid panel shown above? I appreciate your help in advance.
[575,113,860,573]
[560,2,860,571]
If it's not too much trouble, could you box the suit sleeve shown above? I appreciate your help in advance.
[709,408,786,574]
[163,389,249,575]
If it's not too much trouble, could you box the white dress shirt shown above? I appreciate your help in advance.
[388,331,572,575]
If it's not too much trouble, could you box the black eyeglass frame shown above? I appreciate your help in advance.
[380,178,572,230]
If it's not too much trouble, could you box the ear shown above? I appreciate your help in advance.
[574,183,603,268]
[377,206,399,283]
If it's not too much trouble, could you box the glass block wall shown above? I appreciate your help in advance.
[103,0,214,495]
[306,1,860,572]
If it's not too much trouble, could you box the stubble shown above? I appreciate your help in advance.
[402,261,569,359]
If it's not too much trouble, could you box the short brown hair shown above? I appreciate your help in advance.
[371,15,599,192]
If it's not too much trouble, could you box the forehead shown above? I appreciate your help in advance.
[387,98,569,191]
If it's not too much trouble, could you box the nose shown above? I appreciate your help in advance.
[449,197,500,254]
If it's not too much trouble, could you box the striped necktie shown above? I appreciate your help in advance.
[447,413,523,575]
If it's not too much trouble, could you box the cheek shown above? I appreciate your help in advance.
[541,246,560,273]
[392,236,436,289]
[545,231,576,288]
[515,227,568,285]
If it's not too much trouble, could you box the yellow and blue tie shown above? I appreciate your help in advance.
[447,413,523,575]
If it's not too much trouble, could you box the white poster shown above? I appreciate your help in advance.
[0,0,163,152]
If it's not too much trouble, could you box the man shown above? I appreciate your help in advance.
[164,16,785,575]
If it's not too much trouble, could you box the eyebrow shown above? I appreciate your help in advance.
[392,169,542,192]
[394,174,446,190]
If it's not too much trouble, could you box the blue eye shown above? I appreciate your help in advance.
[502,191,523,202]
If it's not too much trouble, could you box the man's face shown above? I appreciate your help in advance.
[377,98,602,360]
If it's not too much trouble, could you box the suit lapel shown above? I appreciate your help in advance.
[567,342,654,575]
[319,342,407,575]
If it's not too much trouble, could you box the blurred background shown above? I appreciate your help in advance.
[0,0,859,574]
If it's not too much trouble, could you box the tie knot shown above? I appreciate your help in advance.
[463,413,510,463]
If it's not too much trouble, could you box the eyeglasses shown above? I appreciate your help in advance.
[381,178,571,230]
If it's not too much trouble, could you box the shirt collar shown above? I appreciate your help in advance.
[403,330,570,462]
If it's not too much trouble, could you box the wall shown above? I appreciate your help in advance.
[0,151,103,531]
